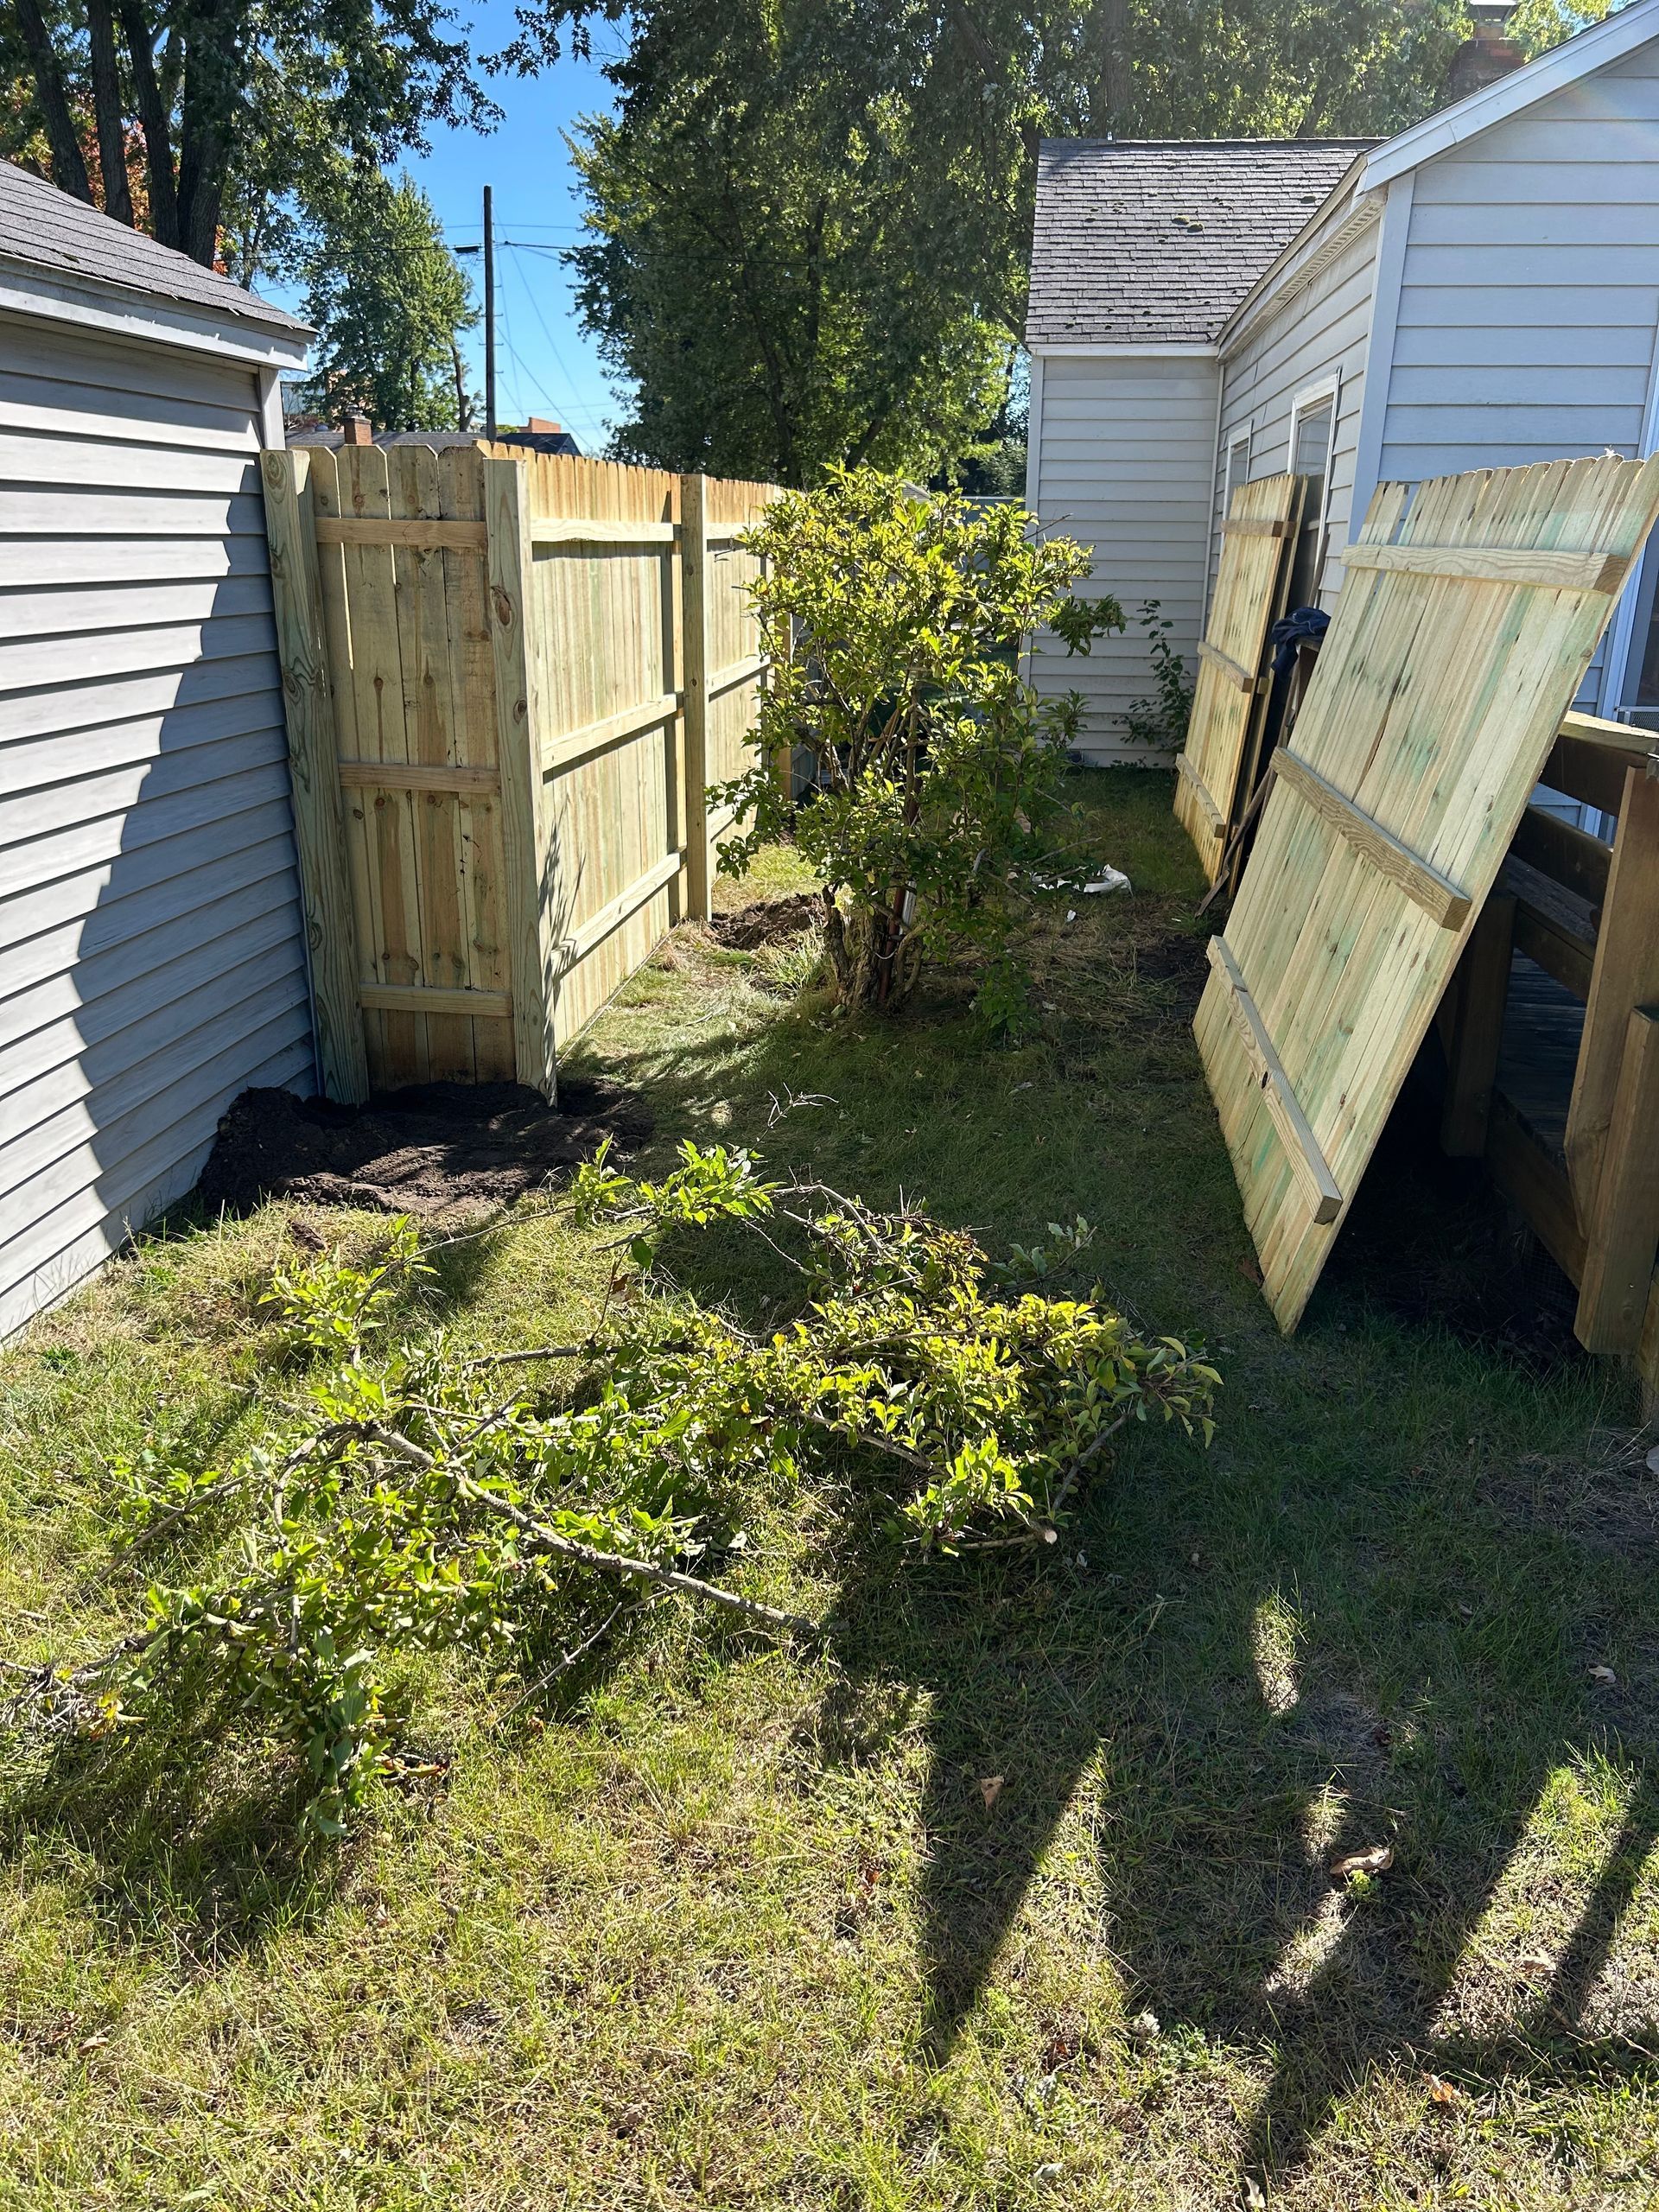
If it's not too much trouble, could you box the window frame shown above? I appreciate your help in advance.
[1287,372,1342,602]
[1222,425,1254,517]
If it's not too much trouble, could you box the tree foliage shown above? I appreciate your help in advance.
[296,168,478,431]
[715,469,1121,1027]
[505,0,1598,481]
[15,1149,1217,1834]
[5,0,489,271]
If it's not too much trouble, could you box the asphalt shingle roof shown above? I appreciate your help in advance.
[1026,138,1377,347]
[0,158,308,337]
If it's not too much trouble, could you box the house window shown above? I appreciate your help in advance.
[1224,431,1252,515]
[1287,381,1338,607]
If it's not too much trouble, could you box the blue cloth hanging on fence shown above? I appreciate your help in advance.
[1269,605,1330,677]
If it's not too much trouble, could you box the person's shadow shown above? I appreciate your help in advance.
[583,930,1659,2203]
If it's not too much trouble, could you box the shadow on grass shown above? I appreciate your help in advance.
[573,770,1659,2197]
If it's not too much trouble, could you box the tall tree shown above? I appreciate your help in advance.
[5,0,491,270]
[296,169,478,431]
[512,0,1615,483]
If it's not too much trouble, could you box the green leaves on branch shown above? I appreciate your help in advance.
[20,1147,1215,1833]
[712,468,1122,1028]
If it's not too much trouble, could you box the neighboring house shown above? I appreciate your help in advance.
[289,412,582,456]
[0,161,315,1337]
[1026,0,1659,759]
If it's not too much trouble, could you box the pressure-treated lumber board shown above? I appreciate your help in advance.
[1566,764,1659,1213]
[485,454,559,1097]
[543,691,680,776]
[1560,708,1659,753]
[1175,752,1224,836]
[1502,858,1596,1001]
[680,472,712,922]
[361,983,513,1018]
[1196,454,1659,1333]
[1511,803,1611,912]
[1174,474,1304,885]
[1541,729,1647,816]
[530,518,677,546]
[1440,893,1515,1157]
[1488,1091,1586,1284]
[336,760,501,795]
[258,448,371,1105]
[1274,750,1472,928]
[1342,542,1633,593]
[313,517,487,551]
[1205,935,1342,1223]
[1573,1007,1659,1353]
[1197,639,1262,693]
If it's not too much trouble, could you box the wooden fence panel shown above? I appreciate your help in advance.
[1196,454,1659,1333]
[264,446,781,1097]
[1173,474,1303,884]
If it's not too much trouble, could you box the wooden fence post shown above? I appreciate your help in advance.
[485,454,560,1097]
[259,448,370,1105]
[680,471,712,921]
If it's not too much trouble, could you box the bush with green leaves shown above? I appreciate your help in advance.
[18,1148,1216,1833]
[713,468,1123,1030]
[1122,599,1196,752]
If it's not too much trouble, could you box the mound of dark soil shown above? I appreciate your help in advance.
[709,893,821,950]
[195,1075,652,1219]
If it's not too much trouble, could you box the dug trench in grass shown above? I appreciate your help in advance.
[3,773,1657,2210]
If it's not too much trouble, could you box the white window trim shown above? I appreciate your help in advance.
[1288,373,1342,594]
[1598,317,1659,719]
[1222,423,1254,512]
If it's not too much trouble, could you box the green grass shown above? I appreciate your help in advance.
[3,768,1657,2209]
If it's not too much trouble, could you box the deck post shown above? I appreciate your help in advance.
[1440,893,1516,1158]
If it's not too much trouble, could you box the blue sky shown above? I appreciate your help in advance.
[276,0,631,451]
[402,0,632,452]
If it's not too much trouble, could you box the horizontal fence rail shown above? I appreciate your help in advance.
[262,444,781,1102]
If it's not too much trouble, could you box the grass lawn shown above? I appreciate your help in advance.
[3,768,1657,2209]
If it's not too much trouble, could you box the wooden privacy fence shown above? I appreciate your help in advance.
[261,444,780,1102]
[1173,473,1303,884]
[1197,454,1659,1338]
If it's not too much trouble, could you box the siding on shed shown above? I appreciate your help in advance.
[0,311,315,1338]
[1028,350,1221,759]
[1212,212,1381,609]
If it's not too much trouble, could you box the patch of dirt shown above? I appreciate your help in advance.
[194,1074,652,1219]
[709,893,821,950]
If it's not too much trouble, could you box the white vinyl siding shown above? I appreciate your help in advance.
[0,311,314,1338]
[1382,43,1659,480]
[1212,216,1381,612]
[1028,350,1221,760]
[1378,39,1659,709]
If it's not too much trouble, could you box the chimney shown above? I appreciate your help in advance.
[1444,0,1524,102]
[340,411,374,447]
[526,416,563,435]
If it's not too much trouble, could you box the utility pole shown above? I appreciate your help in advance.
[483,182,497,443]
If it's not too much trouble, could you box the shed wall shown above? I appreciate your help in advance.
[1028,350,1221,760]
[1213,214,1381,609]
[0,311,314,1338]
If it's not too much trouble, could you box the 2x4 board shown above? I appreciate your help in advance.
[1173,474,1304,882]
[1196,455,1659,1332]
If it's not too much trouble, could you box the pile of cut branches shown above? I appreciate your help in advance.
[10,1147,1217,1832]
